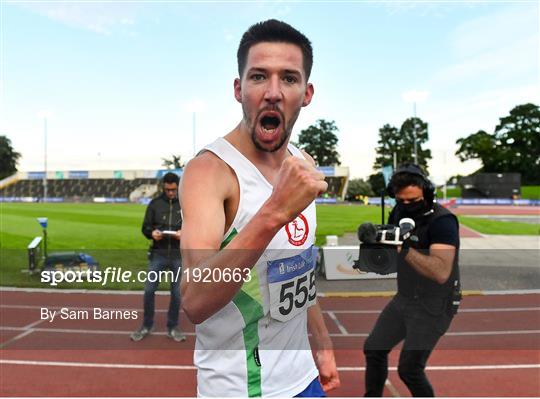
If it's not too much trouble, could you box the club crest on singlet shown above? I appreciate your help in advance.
[285,213,309,246]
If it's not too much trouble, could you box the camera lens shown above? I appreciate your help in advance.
[358,244,397,275]
[368,248,390,267]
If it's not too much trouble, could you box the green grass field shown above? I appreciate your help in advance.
[436,186,540,199]
[521,186,540,200]
[457,216,540,235]
[1,202,538,289]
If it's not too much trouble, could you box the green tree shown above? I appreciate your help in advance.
[399,117,431,170]
[373,124,400,170]
[162,155,185,170]
[0,136,21,180]
[373,117,431,171]
[346,178,374,200]
[455,103,540,184]
[455,130,498,170]
[297,119,340,166]
[368,173,386,195]
[494,103,540,184]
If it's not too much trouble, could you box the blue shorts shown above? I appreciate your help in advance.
[295,378,326,397]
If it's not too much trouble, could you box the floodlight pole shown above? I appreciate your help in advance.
[381,189,385,224]
[413,102,418,165]
[443,151,447,201]
[43,227,48,258]
[43,117,48,201]
[192,111,196,158]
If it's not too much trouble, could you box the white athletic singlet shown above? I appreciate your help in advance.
[194,137,319,397]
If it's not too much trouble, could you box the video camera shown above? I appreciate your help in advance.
[352,218,415,275]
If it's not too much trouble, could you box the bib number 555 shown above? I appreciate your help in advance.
[278,269,317,316]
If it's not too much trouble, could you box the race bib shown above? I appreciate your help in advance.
[267,246,317,322]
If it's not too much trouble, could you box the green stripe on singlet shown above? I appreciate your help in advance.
[220,228,238,249]
[233,289,264,397]
[221,228,264,397]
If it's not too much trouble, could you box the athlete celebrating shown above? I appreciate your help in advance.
[180,19,340,397]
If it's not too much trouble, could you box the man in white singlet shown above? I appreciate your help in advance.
[180,20,340,397]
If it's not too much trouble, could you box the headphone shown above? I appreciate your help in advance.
[386,163,435,205]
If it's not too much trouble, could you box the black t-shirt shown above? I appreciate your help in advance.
[427,214,459,248]
[396,205,460,298]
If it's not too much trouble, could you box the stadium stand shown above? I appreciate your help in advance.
[317,166,350,203]
[0,170,179,203]
[0,178,157,199]
[0,166,350,203]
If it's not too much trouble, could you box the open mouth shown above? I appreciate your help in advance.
[258,112,282,135]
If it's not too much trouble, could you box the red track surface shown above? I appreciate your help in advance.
[459,225,483,237]
[451,205,540,216]
[1,290,539,397]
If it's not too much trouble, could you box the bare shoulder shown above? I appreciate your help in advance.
[180,150,236,250]
[180,151,235,199]
[300,149,316,167]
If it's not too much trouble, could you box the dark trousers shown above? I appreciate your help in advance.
[142,252,181,330]
[363,293,453,397]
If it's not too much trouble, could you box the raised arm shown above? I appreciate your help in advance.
[399,215,459,285]
[180,152,327,324]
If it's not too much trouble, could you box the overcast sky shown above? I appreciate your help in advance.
[2,0,538,183]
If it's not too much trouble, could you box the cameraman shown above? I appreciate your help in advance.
[363,164,460,397]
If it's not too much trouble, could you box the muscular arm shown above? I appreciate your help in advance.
[401,244,455,285]
[307,303,333,350]
[307,303,340,392]
[180,154,280,324]
[180,151,327,324]
[400,214,459,285]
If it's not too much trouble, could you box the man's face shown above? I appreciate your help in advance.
[163,182,178,200]
[395,185,424,204]
[234,42,314,153]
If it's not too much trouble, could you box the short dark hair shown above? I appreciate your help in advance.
[237,19,313,80]
[162,172,180,185]
[390,172,425,195]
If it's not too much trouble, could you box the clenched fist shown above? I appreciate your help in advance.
[267,156,327,225]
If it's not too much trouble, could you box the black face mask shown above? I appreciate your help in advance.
[395,199,426,219]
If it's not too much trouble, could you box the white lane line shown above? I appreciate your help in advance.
[385,379,401,397]
[330,330,540,338]
[1,360,538,372]
[317,289,540,297]
[0,319,45,349]
[447,330,540,336]
[3,304,538,314]
[0,359,196,370]
[2,287,539,295]
[483,289,540,296]
[0,330,34,349]
[458,307,540,313]
[22,319,46,329]
[328,307,540,314]
[337,364,540,371]
[327,311,349,335]
[0,326,196,336]
[1,326,538,338]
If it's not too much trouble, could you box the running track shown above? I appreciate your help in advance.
[1,289,539,397]
[451,205,540,216]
